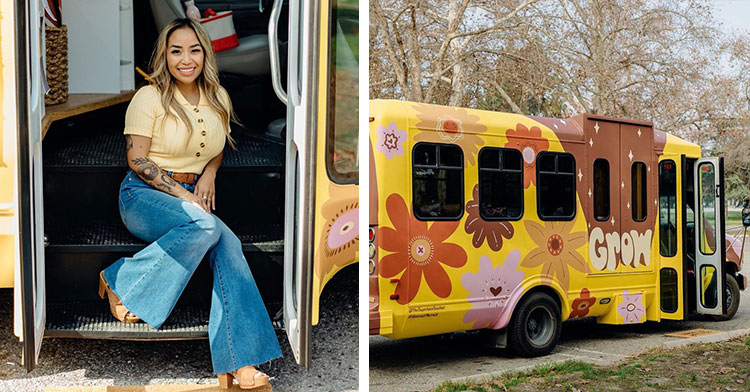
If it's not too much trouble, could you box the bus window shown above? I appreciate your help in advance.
[413,143,463,220]
[478,148,523,220]
[632,162,647,221]
[593,159,610,221]
[659,160,677,257]
[537,152,576,220]
[326,0,359,182]
[698,162,717,254]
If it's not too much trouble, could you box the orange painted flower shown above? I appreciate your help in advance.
[413,104,487,166]
[569,288,596,318]
[379,193,467,304]
[520,220,587,293]
[464,185,514,251]
[504,123,549,188]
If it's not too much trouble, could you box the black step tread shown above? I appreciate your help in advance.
[45,301,283,339]
[43,128,284,169]
[45,221,283,253]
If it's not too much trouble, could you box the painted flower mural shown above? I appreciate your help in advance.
[461,250,525,329]
[376,121,407,159]
[464,185,514,251]
[379,193,468,304]
[617,290,645,324]
[314,184,359,281]
[504,123,549,188]
[569,288,596,318]
[520,220,587,293]
[413,104,487,166]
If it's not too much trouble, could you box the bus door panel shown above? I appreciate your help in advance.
[620,123,654,274]
[279,0,322,368]
[586,119,621,275]
[13,0,47,371]
[658,157,684,320]
[693,157,726,316]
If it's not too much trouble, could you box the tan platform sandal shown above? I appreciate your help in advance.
[217,366,272,391]
[98,271,140,323]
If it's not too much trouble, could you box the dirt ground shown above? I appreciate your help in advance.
[435,335,750,392]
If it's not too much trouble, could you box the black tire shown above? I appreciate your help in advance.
[508,292,561,357]
[713,273,741,321]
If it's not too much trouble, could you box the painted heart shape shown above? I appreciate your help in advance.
[490,286,502,296]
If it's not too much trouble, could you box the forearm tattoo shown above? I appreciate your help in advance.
[130,156,184,197]
[126,135,133,152]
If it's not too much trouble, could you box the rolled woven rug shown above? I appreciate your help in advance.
[45,24,68,105]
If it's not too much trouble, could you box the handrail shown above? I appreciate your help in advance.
[268,0,287,105]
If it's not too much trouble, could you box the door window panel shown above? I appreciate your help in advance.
[698,163,717,255]
[325,0,359,182]
[659,160,677,257]
[660,268,678,313]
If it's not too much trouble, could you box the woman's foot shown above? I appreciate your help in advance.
[217,366,271,390]
[98,271,140,323]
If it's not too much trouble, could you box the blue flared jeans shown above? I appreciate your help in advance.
[104,170,282,374]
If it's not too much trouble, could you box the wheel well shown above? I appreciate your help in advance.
[523,285,563,312]
[724,261,744,290]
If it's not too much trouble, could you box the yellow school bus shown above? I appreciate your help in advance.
[0,0,357,370]
[368,99,742,356]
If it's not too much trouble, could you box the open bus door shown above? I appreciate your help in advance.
[12,0,47,372]
[274,0,320,368]
[693,157,726,316]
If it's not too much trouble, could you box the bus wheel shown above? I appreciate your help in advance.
[508,292,561,357]
[713,274,740,321]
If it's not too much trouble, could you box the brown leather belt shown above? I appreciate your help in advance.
[166,171,198,185]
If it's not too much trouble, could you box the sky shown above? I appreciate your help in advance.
[713,0,750,34]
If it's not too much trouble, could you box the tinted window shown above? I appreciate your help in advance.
[537,152,576,220]
[478,148,523,220]
[659,160,677,257]
[413,143,463,220]
[593,159,610,221]
[325,0,359,182]
[632,162,647,221]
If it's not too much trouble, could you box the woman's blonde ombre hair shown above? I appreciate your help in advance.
[148,18,238,150]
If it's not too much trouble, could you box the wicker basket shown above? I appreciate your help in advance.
[45,25,68,105]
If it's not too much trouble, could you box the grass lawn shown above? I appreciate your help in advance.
[434,335,750,392]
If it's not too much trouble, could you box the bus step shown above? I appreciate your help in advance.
[44,221,284,253]
[43,125,284,171]
[45,301,284,339]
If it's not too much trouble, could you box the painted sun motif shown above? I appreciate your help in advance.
[379,193,468,304]
[617,290,645,324]
[520,220,587,293]
[413,104,487,166]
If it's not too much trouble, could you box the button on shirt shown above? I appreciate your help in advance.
[123,85,231,174]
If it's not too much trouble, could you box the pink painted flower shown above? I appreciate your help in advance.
[461,250,525,329]
[376,122,407,159]
[617,290,645,324]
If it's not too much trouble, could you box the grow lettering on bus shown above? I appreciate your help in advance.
[588,227,653,271]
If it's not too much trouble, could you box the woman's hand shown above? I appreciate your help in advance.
[194,171,216,212]
[179,190,211,213]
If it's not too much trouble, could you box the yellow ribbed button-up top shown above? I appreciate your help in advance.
[123,85,230,174]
